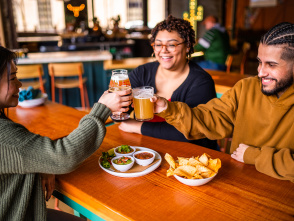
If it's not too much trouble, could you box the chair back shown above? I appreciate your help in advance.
[225,42,251,75]
[225,55,233,73]
[17,64,44,79]
[240,42,251,75]
[17,64,46,93]
[48,63,84,77]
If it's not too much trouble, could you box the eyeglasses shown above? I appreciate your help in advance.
[151,41,186,52]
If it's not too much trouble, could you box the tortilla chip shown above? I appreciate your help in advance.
[195,164,213,173]
[165,153,176,169]
[188,157,203,167]
[175,165,198,178]
[198,153,210,166]
[166,167,174,177]
[178,157,189,166]
[201,171,216,178]
[207,158,221,172]
[191,173,203,179]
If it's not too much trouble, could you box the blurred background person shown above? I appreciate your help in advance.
[119,15,218,150]
[194,15,231,71]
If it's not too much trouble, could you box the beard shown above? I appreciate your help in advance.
[260,71,294,96]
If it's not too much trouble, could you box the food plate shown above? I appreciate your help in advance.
[99,146,162,178]
[18,93,47,108]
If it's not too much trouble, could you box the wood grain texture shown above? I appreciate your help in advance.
[9,102,294,221]
[104,57,155,70]
[9,101,86,139]
[206,69,251,87]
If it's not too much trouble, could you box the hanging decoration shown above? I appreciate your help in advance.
[67,4,85,17]
[183,0,204,39]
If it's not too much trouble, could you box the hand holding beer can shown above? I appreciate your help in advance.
[133,86,154,121]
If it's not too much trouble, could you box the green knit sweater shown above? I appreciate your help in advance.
[158,76,294,182]
[0,103,111,220]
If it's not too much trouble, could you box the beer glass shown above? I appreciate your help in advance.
[109,69,131,121]
[133,86,154,121]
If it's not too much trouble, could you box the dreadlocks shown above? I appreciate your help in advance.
[260,22,294,61]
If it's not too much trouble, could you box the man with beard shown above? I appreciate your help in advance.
[151,22,294,182]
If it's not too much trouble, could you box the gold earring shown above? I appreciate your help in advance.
[151,52,155,57]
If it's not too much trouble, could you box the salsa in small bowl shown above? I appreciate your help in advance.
[114,145,135,156]
[111,156,135,172]
[133,150,155,166]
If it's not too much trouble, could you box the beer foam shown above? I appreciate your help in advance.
[111,75,128,81]
[134,92,152,99]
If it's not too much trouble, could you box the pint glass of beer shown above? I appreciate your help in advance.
[133,86,154,121]
[109,69,131,121]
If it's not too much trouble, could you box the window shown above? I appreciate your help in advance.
[94,0,165,29]
[13,0,65,32]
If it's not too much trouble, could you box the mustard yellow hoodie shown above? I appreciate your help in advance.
[158,76,294,182]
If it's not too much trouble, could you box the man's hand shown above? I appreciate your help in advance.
[231,143,249,163]
[150,95,168,114]
[40,173,55,201]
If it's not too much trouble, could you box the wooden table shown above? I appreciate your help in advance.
[9,102,294,221]
[8,101,87,139]
[205,69,252,95]
[8,101,112,140]
[104,57,155,70]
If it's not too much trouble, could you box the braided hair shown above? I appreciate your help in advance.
[260,22,294,61]
[0,46,18,118]
[150,15,196,59]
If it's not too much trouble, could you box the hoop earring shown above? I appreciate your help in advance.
[186,53,191,63]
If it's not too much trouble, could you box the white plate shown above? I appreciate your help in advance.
[99,146,162,178]
[18,93,47,108]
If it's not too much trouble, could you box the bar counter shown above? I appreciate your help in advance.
[17,50,112,64]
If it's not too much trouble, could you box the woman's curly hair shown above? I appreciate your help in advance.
[150,15,195,58]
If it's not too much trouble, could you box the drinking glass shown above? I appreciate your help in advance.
[108,69,131,121]
[133,86,154,121]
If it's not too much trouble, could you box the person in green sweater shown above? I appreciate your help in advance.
[194,15,230,71]
[151,22,294,182]
[0,46,132,220]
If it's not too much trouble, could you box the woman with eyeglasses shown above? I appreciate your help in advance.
[119,15,218,150]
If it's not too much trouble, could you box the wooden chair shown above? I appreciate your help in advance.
[17,64,46,93]
[225,55,233,73]
[48,62,90,110]
[226,42,251,74]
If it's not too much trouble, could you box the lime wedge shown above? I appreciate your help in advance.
[108,148,115,156]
